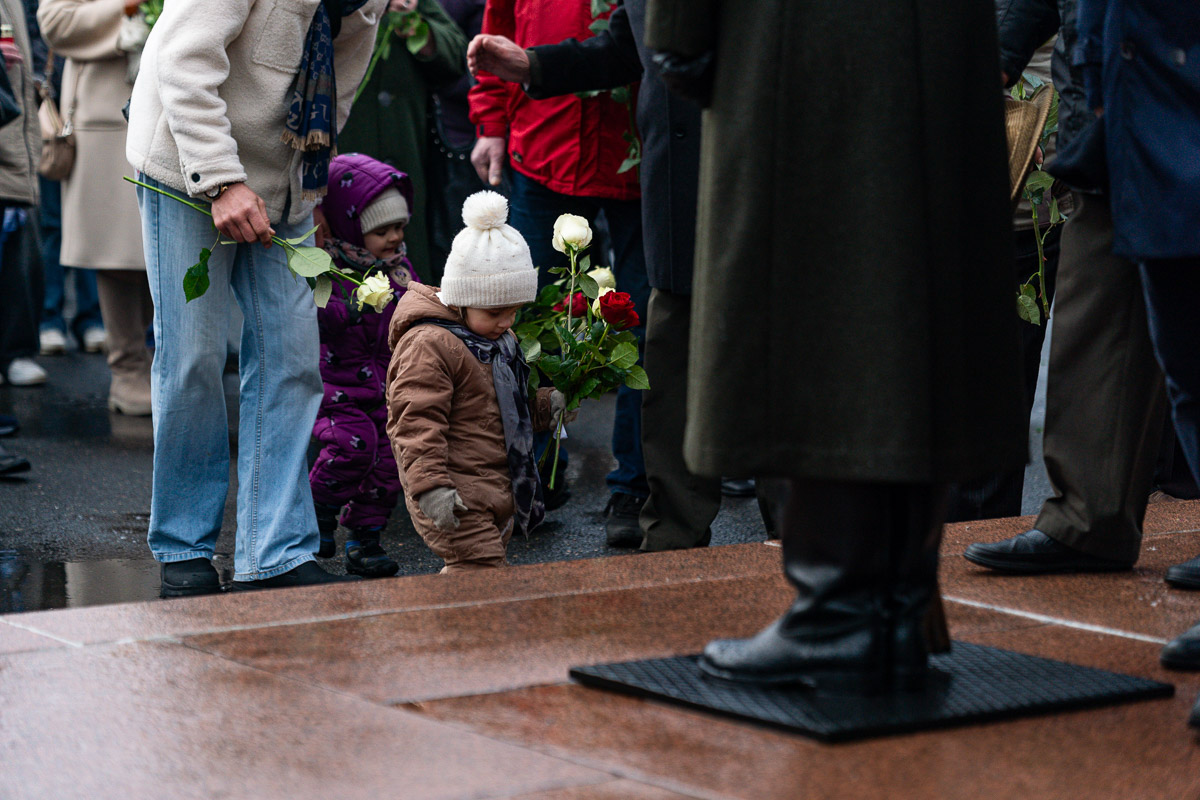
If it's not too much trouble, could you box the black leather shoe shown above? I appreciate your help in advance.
[1165,554,1200,590]
[720,478,757,498]
[605,492,645,548]
[161,558,222,598]
[699,609,888,693]
[963,529,1133,574]
[1161,622,1200,670]
[230,560,362,591]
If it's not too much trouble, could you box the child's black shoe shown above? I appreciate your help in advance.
[315,502,340,559]
[345,529,399,578]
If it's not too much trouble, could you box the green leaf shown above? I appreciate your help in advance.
[577,376,601,399]
[1019,282,1037,300]
[623,365,650,391]
[538,331,561,353]
[183,248,212,302]
[537,284,564,305]
[1049,197,1064,225]
[610,86,630,104]
[405,19,430,54]
[1016,293,1041,325]
[520,336,542,362]
[313,274,333,308]
[283,225,321,246]
[609,341,638,370]
[617,155,641,174]
[1024,169,1054,195]
[580,254,591,271]
[539,354,563,374]
[576,272,600,300]
[588,17,609,34]
[287,245,333,277]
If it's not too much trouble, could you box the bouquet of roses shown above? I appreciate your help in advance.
[126,177,386,311]
[515,214,649,488]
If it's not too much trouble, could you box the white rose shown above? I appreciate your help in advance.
[587,266,616,291]
[552,214,593,254]
[355,273,394,313]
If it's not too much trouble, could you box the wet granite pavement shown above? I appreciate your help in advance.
[6,336,1200,798]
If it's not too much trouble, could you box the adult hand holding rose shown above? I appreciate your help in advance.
[212,183,274,246]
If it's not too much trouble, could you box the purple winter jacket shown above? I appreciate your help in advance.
[316,154,420,410]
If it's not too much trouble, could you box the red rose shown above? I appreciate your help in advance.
[553,291,588,318]
[598,291,639,329]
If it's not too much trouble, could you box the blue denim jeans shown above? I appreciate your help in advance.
[508,171,650,498]
[39,177,102,339]
[138,177,323,580]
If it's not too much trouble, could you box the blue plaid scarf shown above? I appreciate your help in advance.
[283,0,371,200]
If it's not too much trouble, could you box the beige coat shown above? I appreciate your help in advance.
[0,0,39,207]
[39,0,143,269]
[386,283,554,515]
[125,0,384,225]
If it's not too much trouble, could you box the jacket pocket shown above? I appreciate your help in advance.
[251,0,314,74]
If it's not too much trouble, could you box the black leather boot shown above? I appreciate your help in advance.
[700,480,895,692]
[884,484,951,689]
[700,480,949,693]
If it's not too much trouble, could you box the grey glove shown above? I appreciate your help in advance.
[549,390,579,428]
[417,486,467,530]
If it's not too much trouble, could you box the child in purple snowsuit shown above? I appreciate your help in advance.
[309,154,419,577]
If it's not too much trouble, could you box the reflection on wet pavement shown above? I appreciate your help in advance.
[0,550,161,613]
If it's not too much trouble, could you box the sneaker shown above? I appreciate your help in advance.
[4,358,47,386]
[230,560,363,591]
[39,328,67,355]
[605,492,646,548]
[81,327,108,354]
[160,558,222,598]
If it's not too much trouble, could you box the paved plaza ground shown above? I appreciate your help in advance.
[4,333,1200,798]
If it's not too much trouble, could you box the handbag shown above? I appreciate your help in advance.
[37,51,75,180]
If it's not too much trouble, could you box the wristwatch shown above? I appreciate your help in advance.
[205,183,232,200]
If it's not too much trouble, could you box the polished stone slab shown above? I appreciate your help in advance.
[0,619,68,655]
[5,542,782,646]
[184,573,795,704]
[569,642,1174,742]
[0,641,610,800]
[420,628,1199,799]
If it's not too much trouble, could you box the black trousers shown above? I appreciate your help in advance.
[0,204,43,371]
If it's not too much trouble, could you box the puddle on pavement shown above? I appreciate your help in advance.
[0,550,162,613]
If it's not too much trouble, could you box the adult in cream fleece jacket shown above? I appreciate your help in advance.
[129,0,386,594]
[126,0,384,225]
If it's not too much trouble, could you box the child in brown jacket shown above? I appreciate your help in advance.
[386,192,571,571]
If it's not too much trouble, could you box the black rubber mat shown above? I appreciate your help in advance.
[569,641,1173,742]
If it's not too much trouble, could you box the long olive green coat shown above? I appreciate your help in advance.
[340,0,466,283]
[646,0,1027,483]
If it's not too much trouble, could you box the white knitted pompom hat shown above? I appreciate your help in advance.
[441,191,537,308]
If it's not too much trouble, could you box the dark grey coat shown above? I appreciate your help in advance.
[646,0,1027,482]
[527,0,701,294]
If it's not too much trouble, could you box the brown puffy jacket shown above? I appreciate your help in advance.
[386,283,554,515]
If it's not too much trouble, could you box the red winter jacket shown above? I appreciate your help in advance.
[468,0,640,201]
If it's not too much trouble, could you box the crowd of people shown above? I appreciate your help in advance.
[1,0,1198,726]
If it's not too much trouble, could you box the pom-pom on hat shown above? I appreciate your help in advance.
[441,191,537,308]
